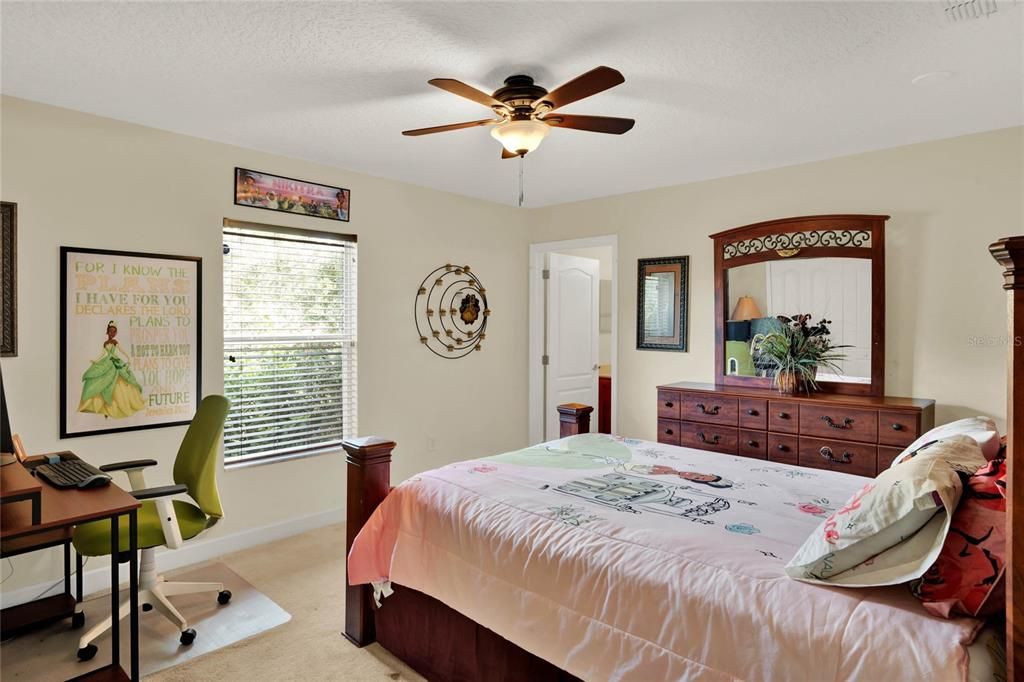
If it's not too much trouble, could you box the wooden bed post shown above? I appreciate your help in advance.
[990,236,1024,681]
[557,403,593,437]
[342,436,395,648]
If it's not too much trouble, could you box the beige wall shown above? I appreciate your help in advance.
[0,96,530,592]
[529,127,1023,440]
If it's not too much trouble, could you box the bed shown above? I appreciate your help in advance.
[343,236,1023,681]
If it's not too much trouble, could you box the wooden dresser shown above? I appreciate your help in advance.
[656,382,935,477]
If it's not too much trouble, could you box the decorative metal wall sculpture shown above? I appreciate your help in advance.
[414,264,489,359]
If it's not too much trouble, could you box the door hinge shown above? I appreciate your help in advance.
[542,269,550,280]
[542,354,550,366]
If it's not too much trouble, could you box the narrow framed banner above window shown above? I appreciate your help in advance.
[234,167,351,222]
[637,255,689,352]
[60,247,202,438]
[222,218,357,465]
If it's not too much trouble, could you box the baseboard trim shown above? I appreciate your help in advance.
[0,506,344,608]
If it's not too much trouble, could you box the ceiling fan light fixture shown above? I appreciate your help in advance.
[490,119,549,155]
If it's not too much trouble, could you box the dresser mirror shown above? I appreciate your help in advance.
[711,215,888,396]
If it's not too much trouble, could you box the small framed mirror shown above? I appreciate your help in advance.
[637,256,688,351]
[711,215,887,396]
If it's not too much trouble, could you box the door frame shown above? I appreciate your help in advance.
[528,234,618,444]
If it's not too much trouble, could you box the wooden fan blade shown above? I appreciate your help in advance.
[428,78,508,110]
[501,147,519,159]
[535,66,625,111]
[543,114,635,134]
[402,119,500,136]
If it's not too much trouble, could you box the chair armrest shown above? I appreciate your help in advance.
[131,484,188,501]
[99,459,158,473]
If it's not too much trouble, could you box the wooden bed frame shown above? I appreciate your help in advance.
[344,236,1023,681]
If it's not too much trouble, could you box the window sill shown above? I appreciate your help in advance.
[224,445,343,471]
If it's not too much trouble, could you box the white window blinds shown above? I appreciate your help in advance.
[222,223,357,463]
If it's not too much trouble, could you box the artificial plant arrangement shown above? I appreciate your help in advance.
[753,314,848,394]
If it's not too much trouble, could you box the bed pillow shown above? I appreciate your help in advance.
[890,416,1001,466]
[911,458,1007,618]
[786,435,986,587]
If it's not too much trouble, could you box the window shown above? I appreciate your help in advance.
[222,221,356,464]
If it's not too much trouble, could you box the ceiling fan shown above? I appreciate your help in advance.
[402,66,634,158]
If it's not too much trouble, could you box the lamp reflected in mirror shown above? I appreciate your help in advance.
[730,296,762,321]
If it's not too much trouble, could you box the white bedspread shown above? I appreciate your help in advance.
[348,434,982,681]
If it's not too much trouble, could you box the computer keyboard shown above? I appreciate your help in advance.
[35,458,111,489]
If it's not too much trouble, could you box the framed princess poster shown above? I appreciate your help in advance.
[60,247,202,438]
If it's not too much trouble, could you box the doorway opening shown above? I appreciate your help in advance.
[528,235,617,444]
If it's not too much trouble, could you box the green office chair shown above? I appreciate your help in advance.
[73,395,232,661]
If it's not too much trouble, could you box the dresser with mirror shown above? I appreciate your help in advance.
[656,215,935,477]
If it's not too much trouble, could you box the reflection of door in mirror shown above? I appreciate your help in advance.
[766,258,871,382]
[644,269,677,339]
[725,258,872,384]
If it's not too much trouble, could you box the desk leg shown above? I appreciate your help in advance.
[110,513,120,670]
[76,551,83,603]
[63,542,71,598]
[129,509,139,682]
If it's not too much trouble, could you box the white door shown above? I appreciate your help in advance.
[545,253,601,440]
[766,258,872,380]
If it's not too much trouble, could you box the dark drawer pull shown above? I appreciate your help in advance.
[777,444,789,452]
[777,412,790,419]
[820,446,853,464]
[664,401,674,408]
[747,440,758,447]
[695,403,720,416]
[746,409,758,416]
[664,428,674,436]
[697,431,720,445]
[821,415,854,430]
[891,423,903,431]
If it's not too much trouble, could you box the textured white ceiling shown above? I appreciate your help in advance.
[2,2,1022,207]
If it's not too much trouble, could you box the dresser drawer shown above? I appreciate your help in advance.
[877,445,905,469]
[800,404,878,443]
[739,398,767,430]
[877,411,920,447]
[657,419,681,446]
[768,433,799,466]
[679,422,737,455]
[798,436,876,477]
[657,390,681,420]
[738,429,768,460]
[680,393,738,426]
[769,400,799,434]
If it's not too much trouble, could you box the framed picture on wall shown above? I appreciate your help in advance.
[637,255,689,352]
[60,247,202,438]
[1,202,16,357]
[234,167,351,222]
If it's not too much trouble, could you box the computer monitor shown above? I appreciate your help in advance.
[1,363,12,455]
[1,363,15,464]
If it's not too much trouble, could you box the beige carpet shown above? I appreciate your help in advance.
[1,524,425,681]
[1,562,290,679]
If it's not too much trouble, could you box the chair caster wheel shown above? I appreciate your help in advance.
[179,628,196,646]
[71,611,85,629]
[142,603,153,612]
[217,590,232,605]
[77,644,98,661]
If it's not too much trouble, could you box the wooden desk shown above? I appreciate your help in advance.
[0,461,42,524]
[1,461,142,682]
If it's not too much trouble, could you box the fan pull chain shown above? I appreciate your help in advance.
[518,155,525,208]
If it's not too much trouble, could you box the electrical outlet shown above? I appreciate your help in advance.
[426,437,437,452]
